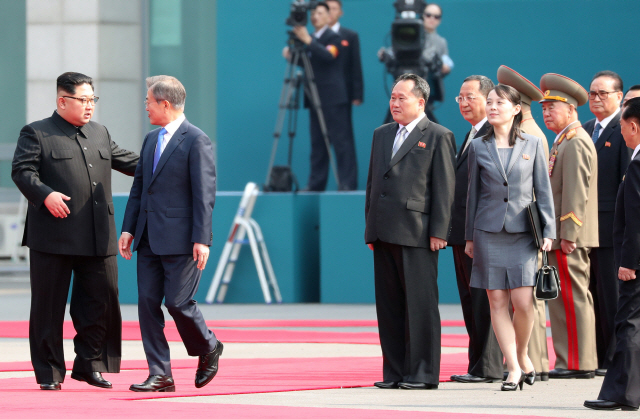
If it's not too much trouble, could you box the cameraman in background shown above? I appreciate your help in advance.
[378,2,454,122]
[283,2,357,191]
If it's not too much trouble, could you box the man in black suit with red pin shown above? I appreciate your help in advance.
[585,97,640,411]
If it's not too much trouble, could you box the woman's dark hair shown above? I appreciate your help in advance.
[481,84,523,146]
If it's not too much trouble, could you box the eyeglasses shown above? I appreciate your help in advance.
[423,13,441,20]
[588,90,619,100]
[455,96,478,103]
[143,99,164,106]
[63,96,99,105]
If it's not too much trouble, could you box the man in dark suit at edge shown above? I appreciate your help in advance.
[584,97,640,411]
[365,73,456,390]
[448,75,503,384]
[119,75,221,392]
[583,71,630,377]
[284,1,357,191]
[12,72,139,390]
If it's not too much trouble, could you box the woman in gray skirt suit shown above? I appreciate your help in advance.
[465,84,555,391]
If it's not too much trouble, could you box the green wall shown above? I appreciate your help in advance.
[0,0,26,186]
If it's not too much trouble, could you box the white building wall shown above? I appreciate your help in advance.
[27,0,146,193]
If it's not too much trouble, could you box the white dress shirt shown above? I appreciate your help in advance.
[593,107,620,140]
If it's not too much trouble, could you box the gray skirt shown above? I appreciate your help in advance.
[470,228,538,290]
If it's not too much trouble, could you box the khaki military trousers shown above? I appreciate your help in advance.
[548,248,597,371]
[529,295,549,373]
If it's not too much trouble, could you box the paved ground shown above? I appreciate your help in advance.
[0,272,623,418]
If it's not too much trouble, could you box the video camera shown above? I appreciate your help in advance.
[379,0,444,102]
[286,0,318,27]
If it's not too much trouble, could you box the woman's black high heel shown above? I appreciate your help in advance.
[524,369,536,386]
[501,370,525,391]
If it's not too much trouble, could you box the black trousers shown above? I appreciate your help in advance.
[29,249,121,383]
[589,247,619,369]
[307,103,357,191]
[136,231,217,376]
[598,274,640,408]
[452,245,503,378]
[374,240,440,384]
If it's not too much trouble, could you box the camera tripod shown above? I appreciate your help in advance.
[264,33,341,191]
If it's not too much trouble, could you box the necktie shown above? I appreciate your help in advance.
[462,126,477,154]
[591,122,601,143]
[153,127,167,173]
[392,127,408,158]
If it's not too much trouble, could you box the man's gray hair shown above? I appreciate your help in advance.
[146,75,186,110]
[463,75,494,98]
[393,73,430,102]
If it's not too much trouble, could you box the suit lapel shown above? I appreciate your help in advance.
[456,131,470,168]
[594,113,620,152]
[388,117,429,169]
[484,137,507,181]
[383,123,398,171]
[150,119,189,185]
[144,128,159,182]
[506,137,528,178]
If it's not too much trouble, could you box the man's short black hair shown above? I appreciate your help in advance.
[393,73,430,102]
[622,97,640,124]
[325,0,342,6]
[57,72,93,95]
[625,84,640,96]
[592,70,623,93]
[315,1,330,12]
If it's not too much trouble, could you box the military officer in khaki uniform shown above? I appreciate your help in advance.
[497,65,551,381]
[540,73,599,379]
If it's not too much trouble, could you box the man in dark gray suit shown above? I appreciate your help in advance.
[583,71,630,376]
[12,72,139,390]
[449,75,503,384]
[120,76,221,392]
[365,73,456,390]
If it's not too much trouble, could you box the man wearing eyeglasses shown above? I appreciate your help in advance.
[11,72,139,391]
[448,75,504,384]
[583,71,631,378]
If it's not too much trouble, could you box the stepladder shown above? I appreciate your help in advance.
[205,182,282,304]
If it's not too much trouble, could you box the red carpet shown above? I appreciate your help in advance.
[0,321,470,347]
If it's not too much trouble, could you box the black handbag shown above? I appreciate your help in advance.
[535,251,561,300]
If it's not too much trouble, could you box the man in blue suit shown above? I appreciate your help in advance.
[119,75,221,392]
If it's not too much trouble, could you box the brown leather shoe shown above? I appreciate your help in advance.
[129,375,175,392]
[195,341,224,388]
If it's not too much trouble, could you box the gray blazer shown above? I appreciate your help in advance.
[465,133,555,240]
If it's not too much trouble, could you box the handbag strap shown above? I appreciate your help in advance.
[542,250,548,266]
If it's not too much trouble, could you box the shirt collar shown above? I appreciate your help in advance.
[314,25,329,38]
[553,120,579,143]
[163,113,186,138]
[473,117,487,134]
[397,112,426,135]
[596,107,620,131]
[331,22,340,32]
[632,143,640,161]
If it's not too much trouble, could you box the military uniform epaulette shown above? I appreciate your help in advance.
[566,129,576,140]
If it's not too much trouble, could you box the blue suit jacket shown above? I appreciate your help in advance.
[465,133,555,240]
[122,118,215,255]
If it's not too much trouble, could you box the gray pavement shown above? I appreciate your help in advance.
[0,274,620,418]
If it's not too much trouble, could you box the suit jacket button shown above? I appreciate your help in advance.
[504,198,508,202]
[92,182,96,186]
[89,164,93,168]
[384,175,389,180]
[380,193,386,198]
[148,191,152,195]
[503,182,508,186]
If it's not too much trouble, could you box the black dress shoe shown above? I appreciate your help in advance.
[584,399,638,411]
[537,372,549,381]
[40,382,61,390]
[398,382,438,390]
[195,340,224,388]
[70,371,112,389]
[130,375,175,392]
[595,368,607,376]
[374,381,399,389]
[548,368,595,379]
[450,374,500,383]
